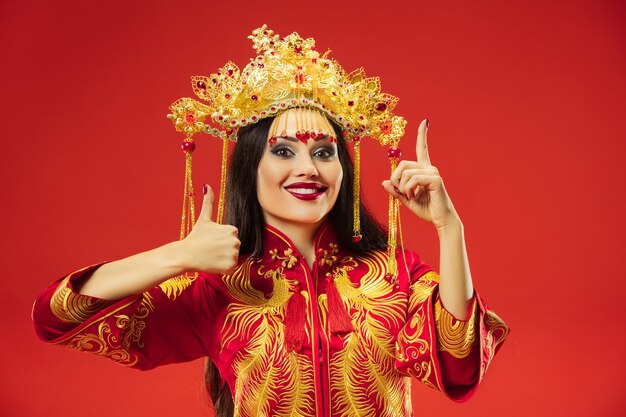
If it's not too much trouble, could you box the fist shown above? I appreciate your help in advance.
[179,185,241,274]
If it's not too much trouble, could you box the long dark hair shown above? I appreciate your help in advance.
[204,114,388,417]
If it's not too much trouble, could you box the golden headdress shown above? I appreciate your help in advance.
[168,24,406,276]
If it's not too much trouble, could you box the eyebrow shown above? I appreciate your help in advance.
[276,135,332,143]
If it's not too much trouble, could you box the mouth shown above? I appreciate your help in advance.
[284,182,328,201]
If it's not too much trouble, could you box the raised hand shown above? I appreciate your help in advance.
[179,185,241,274]
[382,119,461,231]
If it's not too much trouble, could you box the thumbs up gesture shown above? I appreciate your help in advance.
[179,184,241,274]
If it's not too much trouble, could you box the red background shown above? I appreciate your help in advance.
[1,0,625,416]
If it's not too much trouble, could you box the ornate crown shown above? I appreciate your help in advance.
[167,24,406,146]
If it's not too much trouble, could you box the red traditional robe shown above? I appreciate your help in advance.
[32,222,509,417]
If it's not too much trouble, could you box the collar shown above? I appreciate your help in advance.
[262,220,344,270]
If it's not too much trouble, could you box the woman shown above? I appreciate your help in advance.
[32,26,509,417]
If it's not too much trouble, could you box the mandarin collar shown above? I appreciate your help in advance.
[262,220,343,270]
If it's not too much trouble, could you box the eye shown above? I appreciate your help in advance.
[270,146,295,158]
[313,146,335,159]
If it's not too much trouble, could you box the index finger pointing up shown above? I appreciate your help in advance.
[416,118,431,165]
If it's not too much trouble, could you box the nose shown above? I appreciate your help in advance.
[294,153,319,178]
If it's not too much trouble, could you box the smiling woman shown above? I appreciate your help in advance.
[258,109,344,266]
[31,25,509,417]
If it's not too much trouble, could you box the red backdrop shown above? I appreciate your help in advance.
[1,0,625,416]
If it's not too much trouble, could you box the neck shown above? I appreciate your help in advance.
[265,218,323,269]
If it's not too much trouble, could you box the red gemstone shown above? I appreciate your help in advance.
[352,234,362,243]
[227,69,234,76]
[295,46,302,54]
[295,73,304,84]
[312,58,317,63]
[311,46,317,51]
[258,63,265,68]
[376,103,387,111]
[196,80,206,90]
[251,116,257,121]
[317,132,325,139]
[251,95,258,101]
[353,136,361,142]
[281,131,288,138]
[268,137,277,146]
[271,106,276,111]
[225,93,231,99]
[387,147,401,158]
[212,78,218,84]
[348,100,354,106]
[297,65,303,70]
[303,131,311,140]
[296,131,303,140]
[226,128,233,135]
[185,113,196,124]
[181,141,195,152]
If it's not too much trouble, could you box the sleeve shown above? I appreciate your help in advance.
[394,251,510,402]
[31,262,226,371]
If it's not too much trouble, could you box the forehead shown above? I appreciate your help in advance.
[270,108,333,132]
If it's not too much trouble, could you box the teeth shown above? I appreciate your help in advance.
[288,188,322,194]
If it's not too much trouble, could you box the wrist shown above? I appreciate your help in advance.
[436,216,463,237]
[160,240,192,275]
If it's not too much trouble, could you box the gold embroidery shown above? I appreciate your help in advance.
[221,258,315,417]
[481,309,510,377]
[50,275,115,324]
[56,293,155,367]
[395,271,441,391]
[158,273,198,300]
[329,250,410,417]
[269,248,298,269]
[408,271,439,307]
[318,242,339,266]
[434,296,477,359]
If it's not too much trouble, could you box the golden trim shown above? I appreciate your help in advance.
[50,276,115,324]
[434,296,477,359]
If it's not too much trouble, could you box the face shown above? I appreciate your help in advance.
[257,108,343,231]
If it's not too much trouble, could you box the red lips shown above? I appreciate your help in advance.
[284,182,328,200]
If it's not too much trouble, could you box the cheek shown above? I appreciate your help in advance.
[329,163,343,193]
[257,156,286,196]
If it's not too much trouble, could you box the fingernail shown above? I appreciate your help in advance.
[426,118,430,129]
[203,184,208,195]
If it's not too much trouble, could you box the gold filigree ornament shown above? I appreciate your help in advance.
[168,24,408,276]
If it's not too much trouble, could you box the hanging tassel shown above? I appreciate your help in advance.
[180,137,197,240]
[283,281,307,352]
[386,146,402,277]
[216,136,229,224]
[352,136,362,243]
[326,275,353,334]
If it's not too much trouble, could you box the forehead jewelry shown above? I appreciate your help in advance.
[168,24,407,277]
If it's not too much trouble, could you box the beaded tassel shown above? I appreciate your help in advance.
[180,138,197,240]
[216,137,229,224]
[352,137,362,243]
[386,145,402,277]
